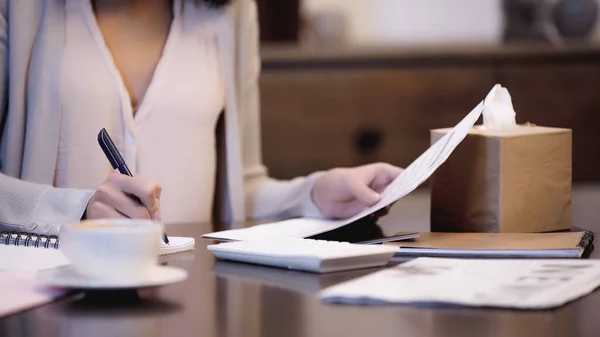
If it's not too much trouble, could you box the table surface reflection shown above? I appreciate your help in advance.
[1,222,600,337]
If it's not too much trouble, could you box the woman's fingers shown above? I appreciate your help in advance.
[85,172,162,220]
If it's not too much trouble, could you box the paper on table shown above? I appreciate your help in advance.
[0,246,70,272]
[202,218,345,241]
[0,247,68,317]
[160,236,196,255]
[319,258,600,309]
[0,270,66,317]
[204,100,485,241]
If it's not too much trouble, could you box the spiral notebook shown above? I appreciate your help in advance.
[0,231,196,256]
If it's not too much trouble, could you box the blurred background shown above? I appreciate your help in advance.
[255,0,600,186]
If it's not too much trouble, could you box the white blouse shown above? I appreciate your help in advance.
[56,0,225,223]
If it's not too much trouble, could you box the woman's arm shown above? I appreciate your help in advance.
[237,1,402,223]
[0,174,94,235]
[0,1,94,236]
[237,0,325,221]
[0,3,161,235]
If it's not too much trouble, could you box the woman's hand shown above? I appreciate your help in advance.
[311,163,403,219]
[84,172,162,221]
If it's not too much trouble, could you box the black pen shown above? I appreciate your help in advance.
[97,128,169,244]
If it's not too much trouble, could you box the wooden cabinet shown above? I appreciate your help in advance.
[259,44,600,182]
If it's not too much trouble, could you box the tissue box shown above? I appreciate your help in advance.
[430,125,572,233]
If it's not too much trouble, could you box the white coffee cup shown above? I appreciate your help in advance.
[59,219,163,280]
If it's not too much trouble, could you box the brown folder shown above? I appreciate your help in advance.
[384,231,594,259]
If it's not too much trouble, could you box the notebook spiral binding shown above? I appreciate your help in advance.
[0,231,60,249]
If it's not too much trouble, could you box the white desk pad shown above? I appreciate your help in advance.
[319,257,600,310]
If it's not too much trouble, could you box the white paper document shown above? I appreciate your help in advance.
[319,258,600,309]
[204,100,485,241]
[202,218,346,241]
[160,236,196,255]
[0,270,66,317]
[0,246,70,272]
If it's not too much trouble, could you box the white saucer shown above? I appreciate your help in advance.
[37,265,188,290]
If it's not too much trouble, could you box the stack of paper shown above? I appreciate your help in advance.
[319,257,600,309]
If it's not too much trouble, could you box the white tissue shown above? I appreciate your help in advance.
[481,84,517,130]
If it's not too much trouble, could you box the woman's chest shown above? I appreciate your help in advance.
[55,3,226,188]
[93,5,173,109]
[59,0,225,127]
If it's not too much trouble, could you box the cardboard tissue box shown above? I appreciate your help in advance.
[430,85,572,233]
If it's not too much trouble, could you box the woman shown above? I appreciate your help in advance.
[0,0,401,236]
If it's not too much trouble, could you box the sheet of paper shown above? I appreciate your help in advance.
[205,100,484,241]
[0,246,70,272]
[203,218,345,241]
[0,270,66,317]
[335,100,483,224]
[160,236,196,255]
[319,258,600,309]
[0,246,69,317]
